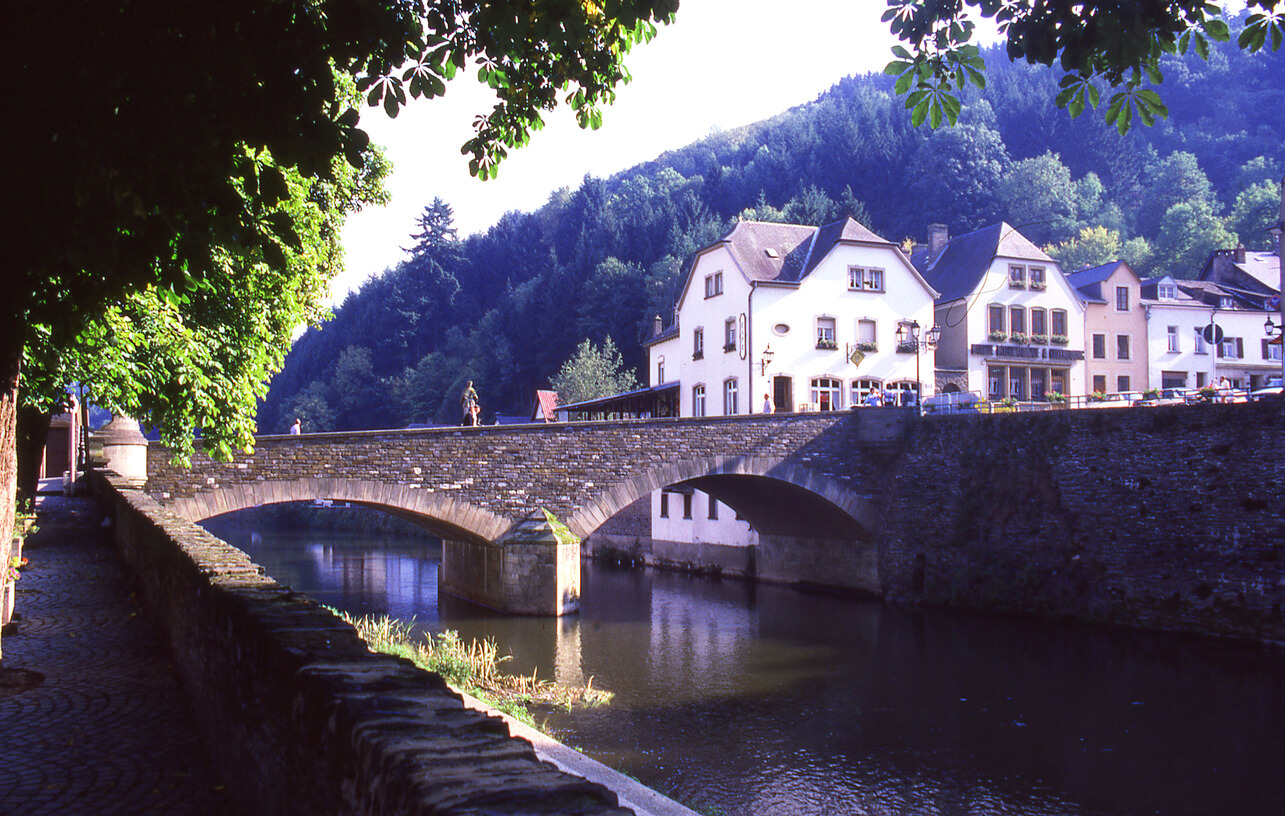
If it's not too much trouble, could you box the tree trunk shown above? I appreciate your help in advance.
[16,406,52,511]
[0,319,21,659]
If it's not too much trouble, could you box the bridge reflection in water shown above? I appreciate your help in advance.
[204,516,1285,816]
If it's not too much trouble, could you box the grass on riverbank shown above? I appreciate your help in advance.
[336,611,612,723]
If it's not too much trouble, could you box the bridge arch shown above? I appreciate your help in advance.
[565,456,880,542]
[166,478,511,544]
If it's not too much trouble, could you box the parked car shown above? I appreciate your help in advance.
[1250,378,1282,401]
[922,391,983,415]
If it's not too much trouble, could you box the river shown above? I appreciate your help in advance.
[203,518,1285,816]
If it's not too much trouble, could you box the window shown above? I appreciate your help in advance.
[1009,264,1026,288]
[816,316,837,349]
[693,327,704,359]
[1116,335,1130,360]
[988,366,1005,399]
[656,357,665,383]
[724,318,737,352]
[848,266,885,291]
[660,492,669,518]
[1220,296,1233,309]
[811,377,843,411]
[708,496,718,520]
[1030,308,1047,336]
[1167,326,1180,352]
[988,304,1006,334]
[1196,372,1207,387]
[1051,309,1067,337]
[692,385,706,417]
[1117,375,1131,392]
[856,319,877,345]
[1009,306,1025,335]
[1093,375,1106,393]
[887,381,920,405]
[1266,340,1284,362]
[683,493,693,520]
[1009,368,1027,400]
[852,378,883,405]
[1162,371,1187,389]
[723,378,739,415]
[1159,283,1177,300]
[704,272,723,298]
[1116,286,1129,311]
[1219,338,1243,359]
[1029,267,1046,288]
[1092,334,1106,359]
[1194,332,1208,354]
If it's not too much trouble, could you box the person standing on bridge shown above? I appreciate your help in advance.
[762,393,774,413]
[289,418,301,435]
[461,381,480,426]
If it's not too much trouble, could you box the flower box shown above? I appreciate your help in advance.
[988,331,1008,342]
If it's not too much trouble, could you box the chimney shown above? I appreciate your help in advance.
[652,314,663,337]
[1234,244,1246,264]
[927,223,949,257]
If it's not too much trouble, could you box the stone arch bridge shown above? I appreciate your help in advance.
[147,411,911,615]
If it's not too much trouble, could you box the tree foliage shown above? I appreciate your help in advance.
[550,338,640,406]
[883,0,1285,132]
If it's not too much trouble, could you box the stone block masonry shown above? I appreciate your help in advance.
[89,471,632,815]
[880,401,1285,641]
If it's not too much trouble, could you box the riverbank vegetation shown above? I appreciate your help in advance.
[337,611,612,724]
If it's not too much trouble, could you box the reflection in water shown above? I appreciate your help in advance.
[205,518,1285,816]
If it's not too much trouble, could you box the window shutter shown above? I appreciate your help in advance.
[1236,338,1244,359]
[1216,343,1223,358]
[1264,339,1270,359]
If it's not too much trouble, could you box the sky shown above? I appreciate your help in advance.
[335,0,992,305]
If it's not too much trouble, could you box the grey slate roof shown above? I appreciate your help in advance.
[717,220,816,283]
[911,222,1053,302]
[1066,261,1118,304]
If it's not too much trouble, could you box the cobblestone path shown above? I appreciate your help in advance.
[0,495,233,815]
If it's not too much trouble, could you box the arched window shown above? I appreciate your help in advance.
[723,378,739,415]
[886,380,920,406]
[811,377,843,411]
[851,378,883,406]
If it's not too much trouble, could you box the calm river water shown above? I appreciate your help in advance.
[203,519,1285,816]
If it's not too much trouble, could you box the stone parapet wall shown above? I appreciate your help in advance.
[880,401,1285,641]
[89,471,631,816]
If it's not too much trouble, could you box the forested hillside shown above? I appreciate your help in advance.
[260,24,1285,433]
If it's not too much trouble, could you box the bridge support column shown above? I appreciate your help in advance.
[439,511,581,616]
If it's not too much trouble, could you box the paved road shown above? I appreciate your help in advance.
[0,495,232,815]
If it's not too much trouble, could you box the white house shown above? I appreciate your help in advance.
[1139,274,1224,390]
[911,223,1087,400]
[641,217,939,570]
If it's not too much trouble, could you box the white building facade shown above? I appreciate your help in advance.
[913,223,1087,399]
[642,218,939,568]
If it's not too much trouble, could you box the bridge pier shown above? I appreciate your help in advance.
[439,511,581,616]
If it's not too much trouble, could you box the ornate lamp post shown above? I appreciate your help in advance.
[896,321,942,409]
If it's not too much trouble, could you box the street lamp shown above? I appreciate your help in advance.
[896,321,941,409]
[760,344,775,375]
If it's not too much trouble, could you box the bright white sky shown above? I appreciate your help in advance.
[336,0,995,304]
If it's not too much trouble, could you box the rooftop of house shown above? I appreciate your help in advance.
[910,222,1053,302]
[1066,261,1126,304]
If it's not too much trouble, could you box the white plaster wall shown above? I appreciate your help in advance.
[963,258,1086,396]
[651,490,756,548]
[752,243,937,409]
[1144,302,1218,389]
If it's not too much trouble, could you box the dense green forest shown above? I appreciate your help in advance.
[260,24,1285,434]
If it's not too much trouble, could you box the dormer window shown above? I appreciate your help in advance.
[1220,295,1233,309]
[1158,283,1177,300]
[765,248,779,259]
[704,272,723,298]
